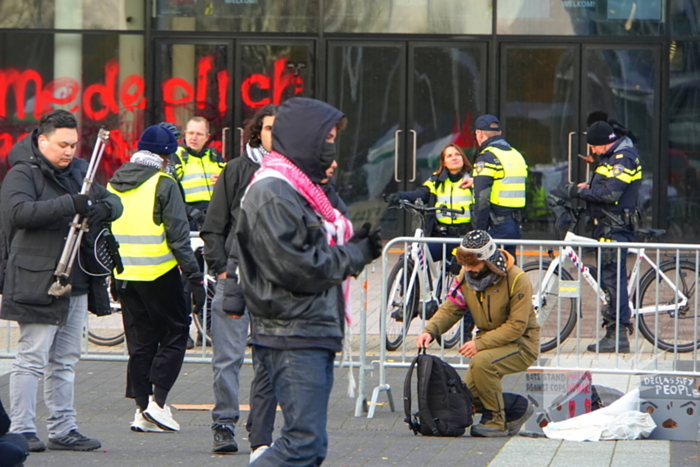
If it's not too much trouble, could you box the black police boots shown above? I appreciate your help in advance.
[586,323,630,353]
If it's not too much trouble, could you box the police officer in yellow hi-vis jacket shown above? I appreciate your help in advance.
[385,143,473,262]
[471,115,527,259]
[171,117,225,222]
[108,125,206,434]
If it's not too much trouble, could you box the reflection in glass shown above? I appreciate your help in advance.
[329,45,404,235]
[410,46,485,187]
[671,0,700,36]
[156,0,318,32]
[497,0,664,36]
[324,0,491,34]
[0,0,144,30]
[583,47,656,229]
[502,47,576,238]
[668,41,700,241]
[155,44,229,155]
[239,44,314,128]
[0,33,145,184]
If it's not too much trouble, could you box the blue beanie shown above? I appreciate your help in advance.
[138,125,177,155]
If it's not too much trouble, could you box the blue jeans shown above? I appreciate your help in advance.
[488,217,521,260]
[210,280,250,430]
[10,294,87,438]
[249,346,335,467]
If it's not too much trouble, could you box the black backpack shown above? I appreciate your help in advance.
[403,350,473,437]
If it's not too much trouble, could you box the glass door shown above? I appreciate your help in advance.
[327,41,407,238]
[581,45,660,229]
[235,40,315,159]
[154,39,234,158]
[500,43,660,238]
[327,41,487,237]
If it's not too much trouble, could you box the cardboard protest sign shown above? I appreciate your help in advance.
[640,375,700,441]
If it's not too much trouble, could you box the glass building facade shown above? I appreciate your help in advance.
[0,0,699,241]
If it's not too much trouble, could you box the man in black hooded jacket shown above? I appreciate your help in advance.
[236,98,381,466]
[0,110,122,452]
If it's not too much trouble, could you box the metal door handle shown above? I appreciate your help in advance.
[237,127,244,157]
[222,127,230,161]
[583,132,591,181]
[393,129,403,182]
[409,129,417,182]
[567,131,576,184]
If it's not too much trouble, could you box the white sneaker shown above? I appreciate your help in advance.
[249,445,269,463]
[143,400,180,432]
[130,408,166,433]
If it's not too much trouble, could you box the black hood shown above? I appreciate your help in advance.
[272,98,343,183]
[8,129,43,167]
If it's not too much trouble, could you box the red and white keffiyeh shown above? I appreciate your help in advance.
[247,151,355,322]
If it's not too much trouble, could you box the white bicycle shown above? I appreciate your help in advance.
[526,196,699,353]
[384,200,469,351]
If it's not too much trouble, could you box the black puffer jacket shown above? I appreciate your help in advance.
[234,98,369,351]
[0,130,123,325]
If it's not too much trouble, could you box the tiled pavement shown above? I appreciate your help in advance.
[1,248,700,465]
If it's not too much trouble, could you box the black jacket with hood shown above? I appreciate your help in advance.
[107,157,202,282]
[200,151,259,276]
[234,98,370,351]
[0,130,123,325]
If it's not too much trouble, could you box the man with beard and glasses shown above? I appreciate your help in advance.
[416,230,539,437]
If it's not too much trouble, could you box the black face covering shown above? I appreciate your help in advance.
[320,142,336,173]
[468,265,491,281]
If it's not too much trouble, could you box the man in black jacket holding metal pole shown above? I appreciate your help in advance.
[0,110,122,453]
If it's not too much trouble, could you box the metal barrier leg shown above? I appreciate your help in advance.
[355,269,369,417]
[367,383,395,419]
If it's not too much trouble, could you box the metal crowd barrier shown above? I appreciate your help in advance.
[356,236,700,419]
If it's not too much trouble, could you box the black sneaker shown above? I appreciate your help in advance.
[21,432,46,452]
[47,430,101,451]
[212,425,238,454]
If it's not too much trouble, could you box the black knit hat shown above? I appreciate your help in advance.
[586,121,618,146]
[138,125,178,155]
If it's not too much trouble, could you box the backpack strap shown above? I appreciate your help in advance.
[416,354,441,436]
[403,351,421,435]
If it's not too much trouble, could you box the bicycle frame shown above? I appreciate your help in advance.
[533,231,690,323]
[401,229,447,319]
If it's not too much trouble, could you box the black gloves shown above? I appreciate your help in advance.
[384,193,401,206]
[222,276,246,317]
[188,207,206,228]
[350,222,371,243]
[189,276,207,313]
[565,183,581,198]
[86,202,111,228]
[71,194,90,214]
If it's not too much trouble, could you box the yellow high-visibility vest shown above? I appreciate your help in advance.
[174,147,224,203]
[423,176,473,224]
[481,146,527,208]
[108,172,178,281]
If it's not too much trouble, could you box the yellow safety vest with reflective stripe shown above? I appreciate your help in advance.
[174,147,224,203]
[108,172,178,281]
[424,176,472,224]
[482,146,527,208]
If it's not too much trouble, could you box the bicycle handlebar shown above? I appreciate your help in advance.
[396,200,466,216]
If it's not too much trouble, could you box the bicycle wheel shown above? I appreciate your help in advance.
[192,275,215,344]
[87,276,125,346]
[385,259,419,351]
[434,267,463,349]
[637,260,700,352]
[523,261,577,353]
